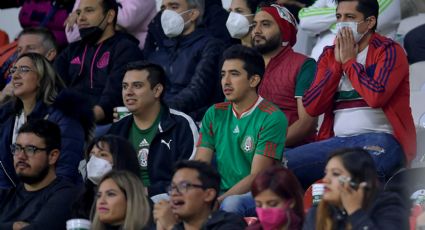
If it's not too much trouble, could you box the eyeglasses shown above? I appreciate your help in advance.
[167,181,205,195]
[10,144,48,157]
[9,66,34,75]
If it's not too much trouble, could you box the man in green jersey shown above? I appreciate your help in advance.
[195,44,288,216]
[108,61,199,200]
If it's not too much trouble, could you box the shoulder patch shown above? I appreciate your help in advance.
[214,102,231,110]
[258,100,278,114]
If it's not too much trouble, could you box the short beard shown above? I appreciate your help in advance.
[252,33,282,55]
[18,164,50,185]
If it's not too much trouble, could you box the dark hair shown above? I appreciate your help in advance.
[125,60,166,91]
[85,135,140,176]
[18,119,61,152]
[18,27,58,52]
[252,166,304,223]
[100,0,120,25]
[335,0,379,30]
[246,0,262,13]
[316,148,379,230]
[222,44,265,80]
[174,160,221,206]
[328,148,379,207]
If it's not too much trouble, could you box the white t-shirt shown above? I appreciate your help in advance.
[333,46,393,137]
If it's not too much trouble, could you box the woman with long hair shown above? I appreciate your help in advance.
[0,52,93,189]
[303,148,409,230]
[248,165,304,230]
[72,135,141,219]
[91,170,151,230]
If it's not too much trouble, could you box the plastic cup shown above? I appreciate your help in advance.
[66,219,91,230]
[116,106,130,120]
[312,183,325,206]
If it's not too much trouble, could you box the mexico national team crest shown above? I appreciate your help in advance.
[241,136,255,153]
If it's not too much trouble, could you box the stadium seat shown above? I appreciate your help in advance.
[410,62,425,92]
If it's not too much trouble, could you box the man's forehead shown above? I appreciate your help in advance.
[16,133,45,145]
[18,34,43,46]
[336,1,360,14]
[173,168,200,182]
[79,0,102,9]
[254,10,275,22]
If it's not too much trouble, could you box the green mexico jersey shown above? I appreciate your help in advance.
[198,97,288,192]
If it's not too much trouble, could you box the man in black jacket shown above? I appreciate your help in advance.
[145,0,224,121]
[0,120,79,229]
[153,160,247,230]
[107,61,199,198]
[54,0,143,124]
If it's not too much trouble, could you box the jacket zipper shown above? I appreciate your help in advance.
[0,160,16,187]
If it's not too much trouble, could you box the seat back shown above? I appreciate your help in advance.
[410,62,425,92]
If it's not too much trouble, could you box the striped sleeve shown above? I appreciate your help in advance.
[342,39,409,108]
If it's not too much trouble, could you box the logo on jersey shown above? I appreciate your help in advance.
[139,139,149,148]
[138,148,149,167]
[241,135,255,153]
[233,125,240,134]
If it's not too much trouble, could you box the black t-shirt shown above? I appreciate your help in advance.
[0,177,80,229]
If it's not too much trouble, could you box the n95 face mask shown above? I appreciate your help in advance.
[86,155,112,185]
[336,21,366,43]
[226,12,253,39]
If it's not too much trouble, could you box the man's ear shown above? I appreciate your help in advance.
[249,74,261,88]
[203,188,217,203]
[366,16,377,30]
[45,49,57,62]
[154,84,164,98]
[106,9,116,24]
[48,149,60,165]
[189,8,200,23]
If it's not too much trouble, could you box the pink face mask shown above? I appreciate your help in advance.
[256,202,300,230]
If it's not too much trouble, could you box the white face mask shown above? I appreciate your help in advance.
[336,21,367,43]
[86,155,112,185]
[226,12,253,39]
[161,9,192,38]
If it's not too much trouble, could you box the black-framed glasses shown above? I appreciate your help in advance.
[9,66,34,75]
[167,181,205,195]
[10,144,48,157]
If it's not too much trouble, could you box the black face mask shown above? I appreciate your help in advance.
[79,26,104,44]
[79,14,107,45]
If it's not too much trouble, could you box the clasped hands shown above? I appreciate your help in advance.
[334,27,359,64]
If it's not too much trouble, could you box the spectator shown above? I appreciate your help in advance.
[404,23,425,64]
[247,166,304,230]
[71,135,140,219]
[0,0,75,49]
[145,0,224,121]
[299,0,401,60]
[54,0,143,124]
[0,27,58,103]
[303,148,409,230]
[226,0,261,46]
[153,160,247,230]
[64,0,156,49]
[0,53,94,189]
[276,0,312,22]
[252,4,317,148]
[203,0,237,47]
[195,45,288,217]
[108,61,199,198]
[91,170,152,230]
[285,0,416,189]
[0,120,80,229]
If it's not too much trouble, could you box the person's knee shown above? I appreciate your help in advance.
[220,193,256,216]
